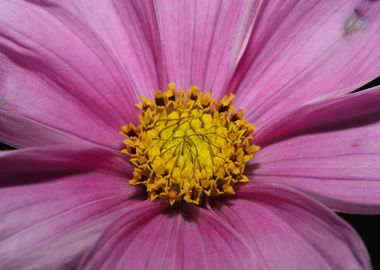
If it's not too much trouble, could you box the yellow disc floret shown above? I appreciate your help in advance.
[120,83,260,205]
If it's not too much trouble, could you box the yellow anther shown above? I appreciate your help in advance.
[120,83,259,205]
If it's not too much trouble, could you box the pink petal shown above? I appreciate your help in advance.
[152,0,261,99]
[216,183,370,270]
[0,147,137,269]
[81,203,259,270]
[0,0,156,148]
[251,87,380,213]
[232,0,380,127]
[35,0,163,98]
[0,109,84,148]
[0,144,131,180]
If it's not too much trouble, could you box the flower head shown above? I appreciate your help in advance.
[121,83,259,205]
[0,1,380,269]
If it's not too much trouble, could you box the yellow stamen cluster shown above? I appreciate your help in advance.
[121,83,259,205]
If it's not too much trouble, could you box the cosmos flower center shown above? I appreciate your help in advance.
[121,83,259,205]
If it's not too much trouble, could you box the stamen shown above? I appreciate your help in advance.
[120,83,260,205]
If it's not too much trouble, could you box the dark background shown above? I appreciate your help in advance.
[1,77,379,267]
[341,76,380,269]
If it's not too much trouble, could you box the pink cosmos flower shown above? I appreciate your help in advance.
[1,1,380,269]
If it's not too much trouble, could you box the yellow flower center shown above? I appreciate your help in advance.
[121,83,259,205]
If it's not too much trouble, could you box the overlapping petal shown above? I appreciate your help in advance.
[151,0,261,99]
[216,184,370,270]
[28,0,163,98]
[232,0,380,127]
[251,86,380,213]
[80,203,259,270]
[0,109,81,148]
[81,183,370,270]
[0,145,136,269]
[0,0,149,148]
[0,0,378,269]
[0,144,131,181]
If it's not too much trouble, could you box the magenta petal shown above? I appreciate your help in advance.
[0,0,151,148]
[152,0,261,99]
[255,86,380,146]
[252,87,380,213]
[0,108,82,148]
[0,146,136,269]
[232,0,380,126]
[0,173,133,269]
[0,145,131,181]
[215,183,370,270]
[81,203,259,270]
[33,0,162,98]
